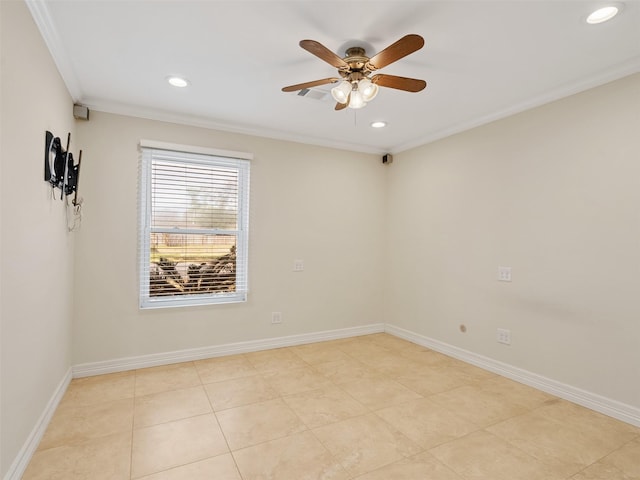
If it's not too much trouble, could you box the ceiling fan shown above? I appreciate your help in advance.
[282,34,427,110]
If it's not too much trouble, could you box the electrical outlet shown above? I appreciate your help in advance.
[498,266,512,282]
[497,328,511,345]
[271,312,282,324]
[293,259,304,272]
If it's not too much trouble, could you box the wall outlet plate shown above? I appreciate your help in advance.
[498,266,512,282]
[497,328,511,345]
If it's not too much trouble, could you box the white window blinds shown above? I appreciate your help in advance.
[139,143,250,308]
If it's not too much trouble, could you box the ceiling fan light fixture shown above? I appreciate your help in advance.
[586,5,619,24]
[282,35,426,112]
[331,80,352,104]
[359,78,379,102]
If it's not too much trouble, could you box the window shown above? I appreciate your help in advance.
[139,141,250,308]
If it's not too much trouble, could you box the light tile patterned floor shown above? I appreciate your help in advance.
[23,334,640,479]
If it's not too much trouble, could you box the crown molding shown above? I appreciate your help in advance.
[394,59,640,154]
[81,99,386,155]
[25,0,83,101]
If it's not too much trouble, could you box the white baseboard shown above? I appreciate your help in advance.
[3,368,72,480]
[72,323,385,378]
[384,324,640,428]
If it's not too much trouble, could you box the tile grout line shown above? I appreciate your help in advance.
[130,369,139,480]
[194,363,246,480]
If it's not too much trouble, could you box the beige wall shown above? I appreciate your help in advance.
[386,74,640,409]
[0,1,75,476]
[72,112,386,364]
[2,0,639,472]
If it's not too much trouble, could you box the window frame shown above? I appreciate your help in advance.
[138,140,251,309]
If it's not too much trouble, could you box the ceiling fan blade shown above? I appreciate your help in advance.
[281,77,340,92]
[372,74,426,92]
[300,40,349,70]
[367,34,424,71]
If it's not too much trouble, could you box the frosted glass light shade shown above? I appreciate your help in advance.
[331,81,352,104]
[359,78,379,102]
[348,90,366,109]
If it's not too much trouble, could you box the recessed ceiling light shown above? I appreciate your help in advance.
[371,121,387,128]
[167,76,189,88]
[586,6,619,24]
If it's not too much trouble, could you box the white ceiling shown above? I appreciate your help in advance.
[29,0,640,154]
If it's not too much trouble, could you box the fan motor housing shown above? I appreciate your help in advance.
[343,47,370,73]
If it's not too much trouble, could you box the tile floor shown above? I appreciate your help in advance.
[23,333,640,479]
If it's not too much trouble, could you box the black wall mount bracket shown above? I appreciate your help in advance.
[44,130,82,204]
